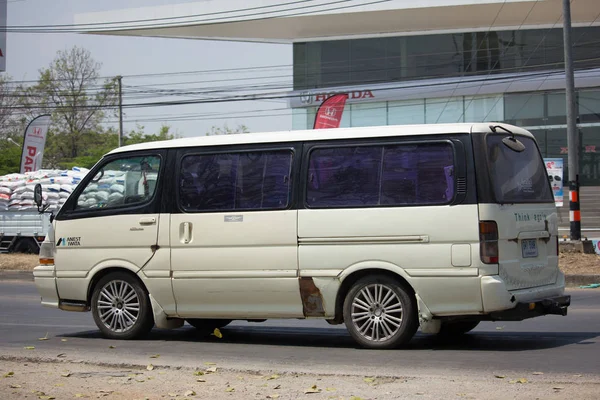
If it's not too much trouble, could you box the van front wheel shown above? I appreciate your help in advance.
[343,275,418,349]
[91,272,154,340]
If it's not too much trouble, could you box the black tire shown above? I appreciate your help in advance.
[343,275,418,349]
[13,238,39,254]
[438,321,480,336]
[91,272,154,340]
[186,318,232,332]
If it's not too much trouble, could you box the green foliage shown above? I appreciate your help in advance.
[206,124,249,136]
[52,124,175,169]
[0,139,22,175]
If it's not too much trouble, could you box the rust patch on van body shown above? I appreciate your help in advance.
[299,277,325,317]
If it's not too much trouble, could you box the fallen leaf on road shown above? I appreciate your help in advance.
[24,346,35,350]
[108,346,115,349]
[9,384,21,388]
[267,374,280,380]
[266,395,279,399]
[225,387,235,392]
[197,378,206,382]
[38,333,49,341]
[494,375,505,379]
[4,371,14,378]
[193,371,204,376]
[350,397,364,400]
[212,328,223,339]
[204,362,217,366]
[39,396,55,400]
[363,377,376,384]
[305,385,321,394]
[61,372,71,377]
[326,387,336,392]
[553,386,564,390]
[150,354,160,359]
[56,353,66,358]
[273,384,281,390]
[168,393,177,397]
[184,390,196,397]
[532,372,544,375]
[509,378,528,384]
[75,394,87,398]
[206,366,217,373]
[61,339,68,342]
[146,364,154,371]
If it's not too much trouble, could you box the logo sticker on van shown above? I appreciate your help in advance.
[56,237,81,247]
[224,215,243,223]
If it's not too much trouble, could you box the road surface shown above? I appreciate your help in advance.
[1,281,599,377]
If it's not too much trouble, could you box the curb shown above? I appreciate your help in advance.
[0,270,34,281]
[1,270,599,288]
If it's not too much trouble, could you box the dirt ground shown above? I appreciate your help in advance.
[1,359,599,400]
[1,252,600,275]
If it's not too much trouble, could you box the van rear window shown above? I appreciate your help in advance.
[487,134,553,203]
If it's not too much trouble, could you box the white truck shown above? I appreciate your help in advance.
[0,211,52,253]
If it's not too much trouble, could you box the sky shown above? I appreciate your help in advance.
[3,0,293,138]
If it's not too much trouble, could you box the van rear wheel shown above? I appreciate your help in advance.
[343,275,418,349]
[91,272,154,340]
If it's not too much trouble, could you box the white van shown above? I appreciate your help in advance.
[33,123,570,349]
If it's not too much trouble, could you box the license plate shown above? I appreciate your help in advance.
[522,239,538,258]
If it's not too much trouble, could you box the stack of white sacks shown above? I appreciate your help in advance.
[77,171,127,209]
[0,167,90,212]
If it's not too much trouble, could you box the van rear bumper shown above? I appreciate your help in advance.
[487,295,571,321]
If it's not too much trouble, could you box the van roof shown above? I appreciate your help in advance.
[108,122,533,155]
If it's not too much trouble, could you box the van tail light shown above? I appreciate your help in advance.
[480,221,499,264]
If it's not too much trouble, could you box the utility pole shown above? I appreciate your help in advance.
[562,0,580,241]
[117,75,123,148]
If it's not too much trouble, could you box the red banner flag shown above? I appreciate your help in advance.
[313,94,347,129]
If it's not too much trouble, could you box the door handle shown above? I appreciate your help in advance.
[182,222,191,244]
[139,217,156,226]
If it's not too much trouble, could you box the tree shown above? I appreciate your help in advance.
[206,124,249,136]
[124,124,175,145]
[25,46,118,164]
[55,124,176,170]
[0,76,19,140]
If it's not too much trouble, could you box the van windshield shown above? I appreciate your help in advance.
[487,134,553,204]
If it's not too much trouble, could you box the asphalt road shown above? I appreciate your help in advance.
[1,281,599,377]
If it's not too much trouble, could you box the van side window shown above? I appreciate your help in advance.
[179,150,293,212]
[75,156,161,210]
[307,142,454,208]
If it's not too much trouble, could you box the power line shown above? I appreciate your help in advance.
[4,67,596,113]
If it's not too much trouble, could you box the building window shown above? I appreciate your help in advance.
[293,27,600,91]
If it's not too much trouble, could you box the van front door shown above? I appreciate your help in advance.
[170,147,303,318]
[53,153,165,301]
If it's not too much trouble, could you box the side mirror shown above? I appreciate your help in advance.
[34,183,43,208]
[34,183,49,214]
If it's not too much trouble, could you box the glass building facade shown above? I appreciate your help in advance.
[291,27,600,185]
[293,27,600,90]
